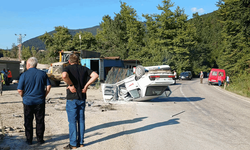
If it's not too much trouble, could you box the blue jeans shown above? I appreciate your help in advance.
[218,80,222,86]
[66,99,86,146]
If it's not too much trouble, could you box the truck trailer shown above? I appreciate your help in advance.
[80,57,124,82]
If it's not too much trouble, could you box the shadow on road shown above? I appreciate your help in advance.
[85,118,179,146]
[150,96,205,102]
[85,117,148,134]
[0,101,22,104]
[170,83,182,85]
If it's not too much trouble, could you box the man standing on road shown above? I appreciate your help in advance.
[17,57,51,145]
[218,73,222,87]
[62,54,98,149]
[200,71,204,84]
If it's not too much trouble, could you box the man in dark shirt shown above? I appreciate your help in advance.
[62,53,98,149]
[17,57,51,145]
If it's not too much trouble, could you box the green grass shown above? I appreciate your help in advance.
[225,73,250,98]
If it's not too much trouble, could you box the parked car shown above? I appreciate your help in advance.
[179,71,192,80]
[102,65,175,102]
[208,68,226,85]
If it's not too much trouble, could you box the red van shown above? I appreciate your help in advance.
[208,68,226,85]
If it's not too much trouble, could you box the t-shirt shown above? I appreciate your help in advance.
[200,72,203,78]
[63,64,93,100]
[7,70,12,78]
[218,76,222,81]
[17,68,51,105]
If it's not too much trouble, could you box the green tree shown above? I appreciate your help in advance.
[189,12,222,75]
[217,0,250,75]
[141,0,197,73]
[31,46,37,57]
[96,2,144,59]
[96,14,127,58]
[21,46,32,60]
[119,2,145,59]
[39,26,74,60]
[72,32,96,51]
[3,44,18,58]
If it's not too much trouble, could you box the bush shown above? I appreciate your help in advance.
[226,73,250,97]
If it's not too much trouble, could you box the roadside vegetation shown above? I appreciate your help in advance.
[0,0,249,97]
[225,73,250,97]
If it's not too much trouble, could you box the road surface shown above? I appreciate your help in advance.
[129,78,250,150]
[1,79,250,150]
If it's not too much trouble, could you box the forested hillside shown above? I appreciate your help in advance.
[3,0,249,97]
[22,25,100,50]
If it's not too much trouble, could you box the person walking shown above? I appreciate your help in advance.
[173,70,177,84]
[7,68,12,85]
[200,71,204,84]
[17,57,51,145]
[0,72,5,96]
[62,53,98,149]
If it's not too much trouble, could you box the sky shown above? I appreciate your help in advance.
[0,0,219,49]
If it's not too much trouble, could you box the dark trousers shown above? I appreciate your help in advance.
[7,77,11,84]
[5,77,9,85]
[23,103,45,142]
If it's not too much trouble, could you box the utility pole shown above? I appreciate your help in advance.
[79,34,81,50]
[15,34,26,61]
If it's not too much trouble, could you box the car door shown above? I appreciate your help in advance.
[101,84,118,102]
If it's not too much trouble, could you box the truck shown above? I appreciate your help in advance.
[80,57,124,82]
[47,51,80,86]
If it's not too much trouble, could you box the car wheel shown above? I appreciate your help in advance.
[135,65,145,79]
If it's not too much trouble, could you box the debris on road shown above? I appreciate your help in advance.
[172,111,185,117]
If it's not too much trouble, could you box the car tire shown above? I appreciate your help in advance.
[135,65,145,79]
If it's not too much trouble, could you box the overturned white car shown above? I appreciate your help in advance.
[102,65,175,102]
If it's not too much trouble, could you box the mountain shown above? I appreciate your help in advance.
[22,25,100,50]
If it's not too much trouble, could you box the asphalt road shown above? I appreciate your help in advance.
[128,78,250,150]
[1,79,250,150]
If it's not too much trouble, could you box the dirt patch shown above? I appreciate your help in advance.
[0,83,137,150]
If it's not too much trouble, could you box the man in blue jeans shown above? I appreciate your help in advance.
[62,53,98,149]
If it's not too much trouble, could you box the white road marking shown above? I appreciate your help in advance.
[180,85,208,115]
